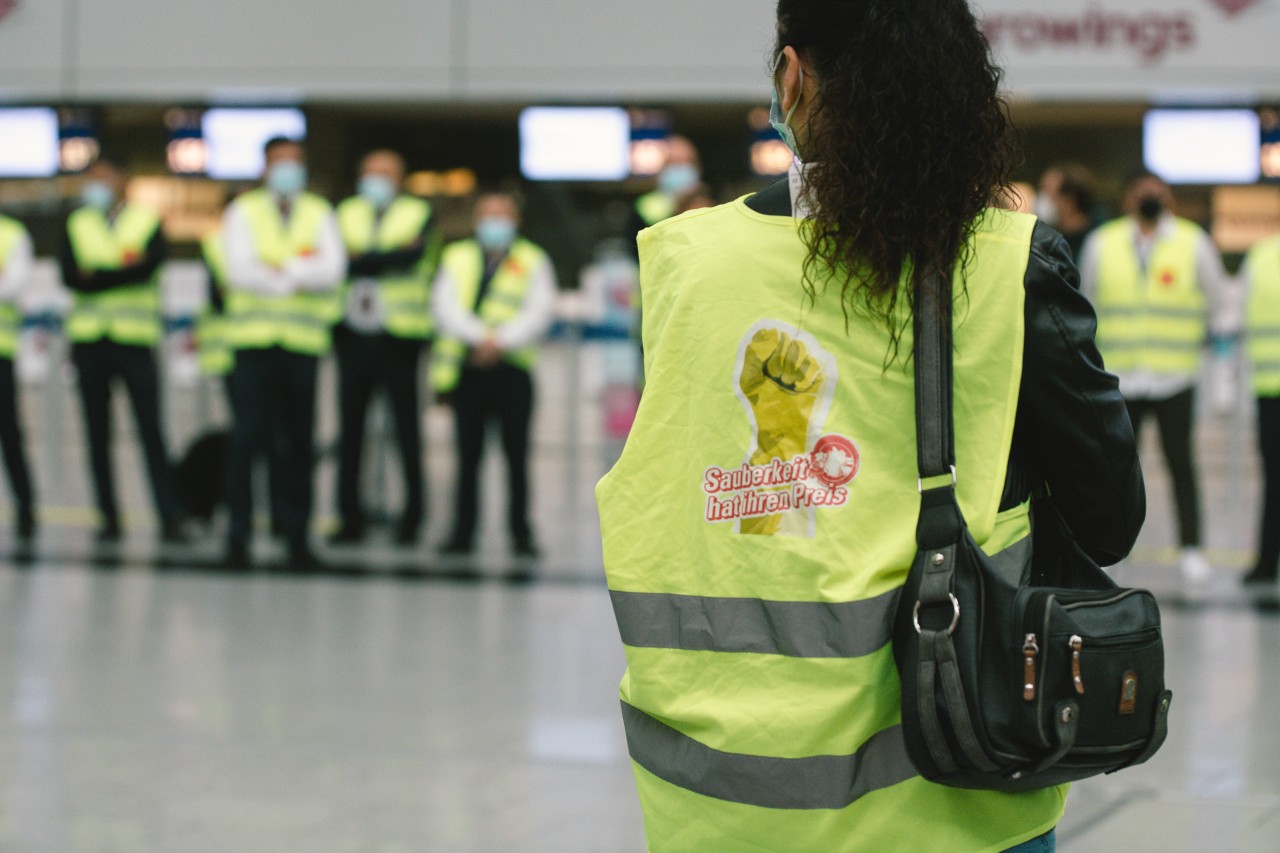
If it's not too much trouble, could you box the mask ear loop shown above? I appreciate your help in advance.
[774,52,805,129]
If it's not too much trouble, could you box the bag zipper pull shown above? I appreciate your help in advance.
[1070,635,1085,695]
[1023,634,1039,702]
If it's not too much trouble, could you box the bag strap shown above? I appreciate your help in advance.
[913,276,966,550]
[909,269,1002,777]
[913,273,954,485]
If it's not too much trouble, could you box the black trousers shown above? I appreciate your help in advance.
[1253,397,1280,578]
[449,363,534,547]
[334,327,426,533]
[72,340,180,529]
[0,357,34,518]
[226,347,318,552]
[1126,389,1201,548]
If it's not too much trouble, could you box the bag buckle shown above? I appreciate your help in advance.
[918,466,958,494]
[913,593,961,636]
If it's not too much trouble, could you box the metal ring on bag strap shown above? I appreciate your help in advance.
[913,593,961,636]
[917,465,958,494]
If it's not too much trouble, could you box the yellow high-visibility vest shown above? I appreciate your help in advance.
[430,238,546,394]
[1093,217,1207,378]
[1247,236,1280,397]
[198,229,233,376]
[224,189,340,356]
[65,204,163,346]
[0,215,27,359]
[337,194,438,340]
[597,200,1064,852]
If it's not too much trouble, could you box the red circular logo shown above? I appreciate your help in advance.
[810,435,861,489]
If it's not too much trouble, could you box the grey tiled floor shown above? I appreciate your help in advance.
[0,343,1277,852]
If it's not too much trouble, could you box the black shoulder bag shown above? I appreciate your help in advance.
[892,273,1173,791]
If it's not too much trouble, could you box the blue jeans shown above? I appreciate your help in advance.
[1005,830,1055,853]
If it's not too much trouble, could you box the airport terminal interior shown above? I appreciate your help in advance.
[3,1,1280,851]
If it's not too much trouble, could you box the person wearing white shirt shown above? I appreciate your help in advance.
[1079,170,1230,587]
[0,213,36,542]
[431,193,556,557]
[220,137,346,570]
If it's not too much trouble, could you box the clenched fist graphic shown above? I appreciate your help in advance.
[738,327,828,536]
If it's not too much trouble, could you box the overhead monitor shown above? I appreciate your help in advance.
[520,107,631,182]
[202,108,307,180]
[1144,109,1261,185]
[0,108,60,178]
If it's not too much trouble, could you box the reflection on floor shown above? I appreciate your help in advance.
[0,343,1277,852]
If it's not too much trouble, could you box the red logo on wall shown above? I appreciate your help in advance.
[1209,0,1262,17]
[0,1,19,25]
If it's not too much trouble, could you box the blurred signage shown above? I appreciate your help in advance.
[1211,185,1280,253]
[1144,109,1261,185]
[519,107,631,182]
[1263,109,1280,183]
[978,0,1279,95]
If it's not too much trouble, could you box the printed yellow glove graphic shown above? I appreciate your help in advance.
[738,328,827,536]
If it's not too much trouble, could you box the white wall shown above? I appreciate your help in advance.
[1,0,1278,104]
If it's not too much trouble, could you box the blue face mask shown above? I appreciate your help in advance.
[267,161,307,198]
[82,181,116,212]
[770,53,804,161]
[476,217,517,252]
[658,163,700,197]
[358,174,397,209]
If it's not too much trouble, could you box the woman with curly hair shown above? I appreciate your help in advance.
[597,1,1145,850]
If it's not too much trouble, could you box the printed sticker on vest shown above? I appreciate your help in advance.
[703,321,858,538]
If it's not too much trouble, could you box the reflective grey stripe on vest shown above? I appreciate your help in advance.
[1097,306,1205,320]
[1096,338,1203,352]
[74,307,156,321]
[622,701,917,810]
[1251,328,1280,340]
[611,588,899,659]
[611,539,1029,659]
[233,311,329,329]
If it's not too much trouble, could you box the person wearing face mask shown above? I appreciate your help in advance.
[58,157,185,544]
[625,135,702,256]
[0,211,37,544]
[598,1,1144,849]
[1079,169,1229,589]
[431,192,557,557]
[221,136,346,570]
[1036,163,1099,261]
[330,149,442,546]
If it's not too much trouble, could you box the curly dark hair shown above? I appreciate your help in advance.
[775,0,1017,341]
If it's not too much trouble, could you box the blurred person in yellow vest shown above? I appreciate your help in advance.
[330,149,441,546]
[0,212,36,543]
[221,136,346,570]
[198,227,233,378]
[58,156,185,544]
[1243,231,1280,587]
[431,192,556,557]
[1079,169,1230,588]
[198,225,289,536]
[597,2,1143,849]
[626,135,702,255]
[1036,163,1099,261]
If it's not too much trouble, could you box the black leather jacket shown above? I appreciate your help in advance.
[745,183,1145,566]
